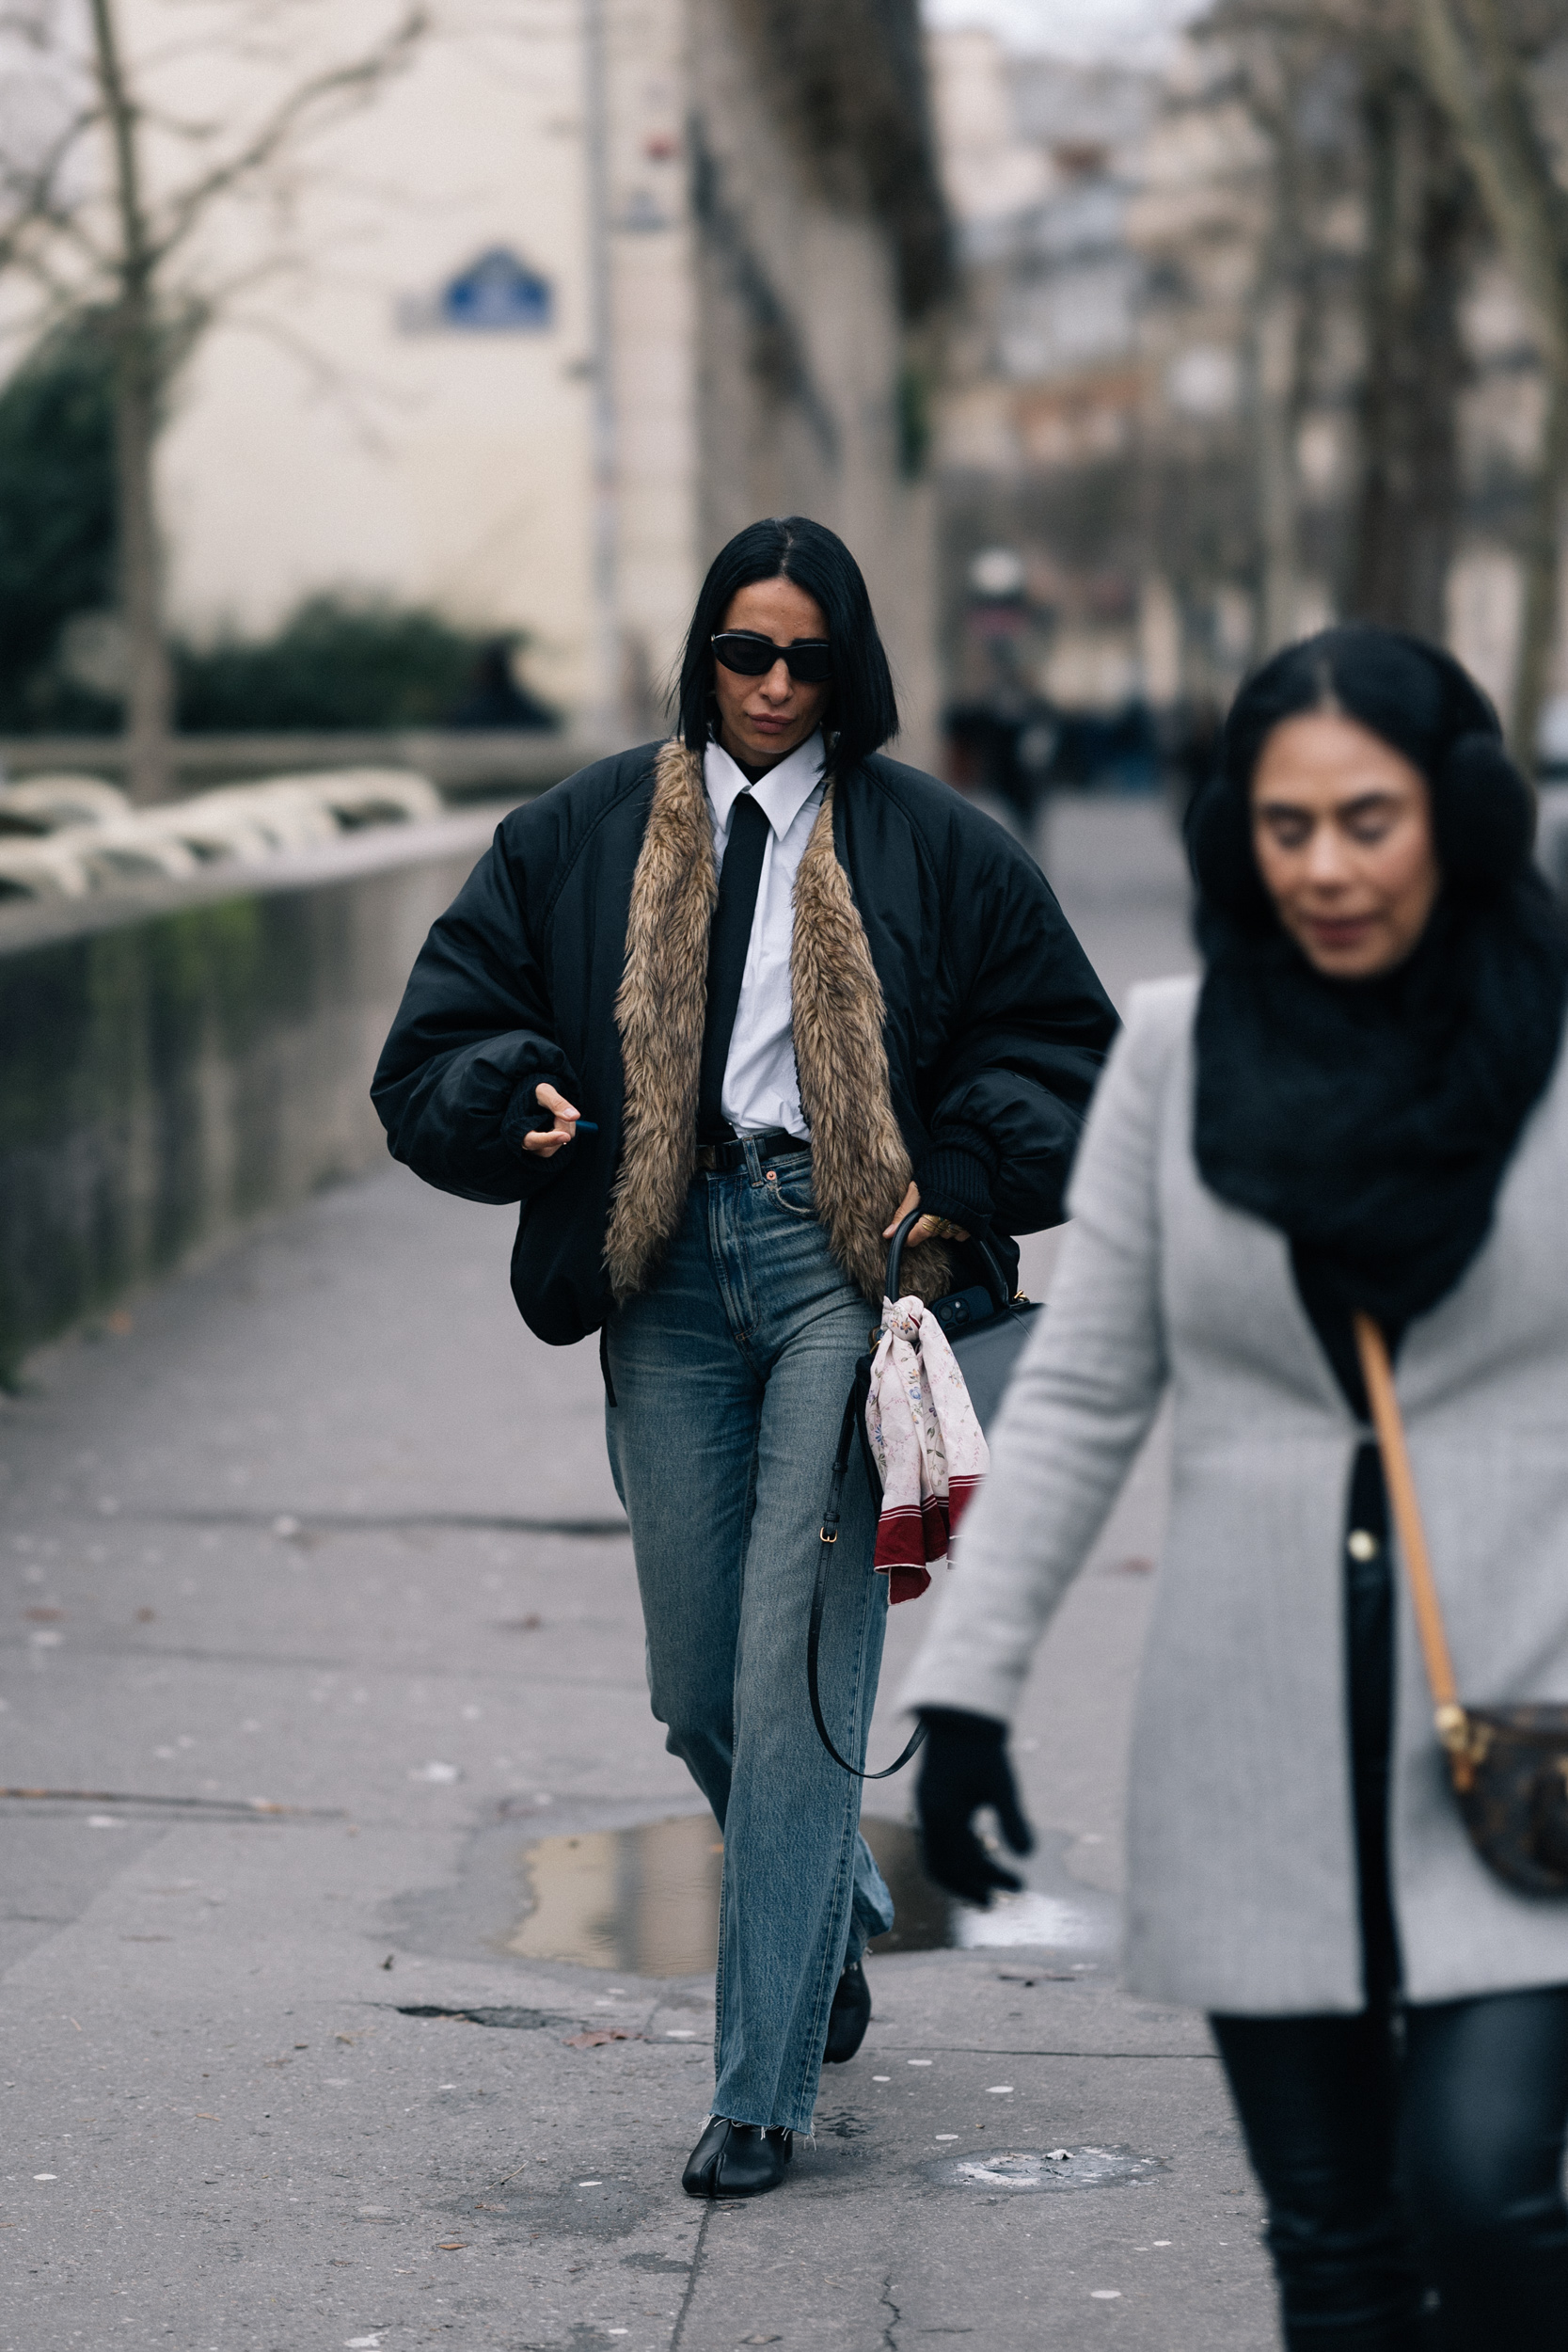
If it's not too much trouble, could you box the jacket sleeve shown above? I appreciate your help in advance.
[371,826,580,1205]
[917,843,1119,1235]
[900,989,1173,1724]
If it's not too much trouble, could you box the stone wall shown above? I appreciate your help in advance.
[0,809,499,1382]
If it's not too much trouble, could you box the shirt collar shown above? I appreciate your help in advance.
[704,729,826,839]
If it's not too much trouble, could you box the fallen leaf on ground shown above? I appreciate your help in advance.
[564,2027,643,2048]
[435,2239,468,2250]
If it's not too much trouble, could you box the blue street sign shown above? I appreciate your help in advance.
[438,247,553,332]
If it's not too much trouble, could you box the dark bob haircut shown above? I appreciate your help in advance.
[1188,623,1536,931]
[673,516,899,772]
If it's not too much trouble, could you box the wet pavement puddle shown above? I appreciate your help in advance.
[505,1813,1115,1977]
[926,2146,1166,2193]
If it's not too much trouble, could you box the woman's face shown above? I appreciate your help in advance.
[1250,711,1441,978]
[712,576,832,769]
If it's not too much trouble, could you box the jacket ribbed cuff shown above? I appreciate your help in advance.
[914,1128,997,1236]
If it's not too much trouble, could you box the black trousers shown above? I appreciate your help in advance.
[1214,1989,1568,2348]
[1211,1447,1568,2349]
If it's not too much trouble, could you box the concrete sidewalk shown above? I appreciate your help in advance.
[0,796,1279,2350]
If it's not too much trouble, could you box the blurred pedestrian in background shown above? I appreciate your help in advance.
[372,515,1117,2199]
[906,625,1568,2348]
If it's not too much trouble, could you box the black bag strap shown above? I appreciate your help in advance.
[807,1387,927,1780]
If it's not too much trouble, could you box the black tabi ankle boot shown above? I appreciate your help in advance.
[681,2116,793,2198]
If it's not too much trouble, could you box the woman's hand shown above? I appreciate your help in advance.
[916,1710,1035,1906]
[522,1080,581,1156]
[884,1180,969,1251]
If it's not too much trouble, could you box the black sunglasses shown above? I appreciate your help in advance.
[711,630,832,685]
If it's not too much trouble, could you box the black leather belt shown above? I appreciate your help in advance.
[695,1127,811,1171]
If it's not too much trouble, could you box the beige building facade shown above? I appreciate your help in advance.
[118,0,945,752]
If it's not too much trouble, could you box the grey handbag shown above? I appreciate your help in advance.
[808,1209,1043,1777]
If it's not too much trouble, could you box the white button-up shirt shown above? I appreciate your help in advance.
[703,729,828,1138]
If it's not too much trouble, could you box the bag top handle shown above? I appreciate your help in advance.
[1352,1313,1471,1772]
[884,1207,1011,1313]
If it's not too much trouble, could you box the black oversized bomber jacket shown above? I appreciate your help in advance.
[372,740,1118,1346]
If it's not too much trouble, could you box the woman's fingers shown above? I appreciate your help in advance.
[927,1822,1022,1907]
[902,1214,973,1249]
[882,1180,921,1239]
[918,1803,1025,1906]
[881,1184,970,1248]
[521,1079,581,1155]
[916,1716,1031,1905]
[994,1766,1037,1859]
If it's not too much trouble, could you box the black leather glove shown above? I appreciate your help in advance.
[916,1708,1035,1906]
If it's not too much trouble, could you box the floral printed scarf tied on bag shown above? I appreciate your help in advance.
[865,1293,990,1602]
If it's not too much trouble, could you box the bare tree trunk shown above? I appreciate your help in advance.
[1253,287,1302,655]
[1353,71,1470,640]
[1245,96,1307,663]
[89,0,173,804]
[1513,369,1568,773]
[111,311,173,805]
[1411,0,1568,766]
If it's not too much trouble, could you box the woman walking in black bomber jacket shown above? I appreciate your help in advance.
[372,516,1117,2197]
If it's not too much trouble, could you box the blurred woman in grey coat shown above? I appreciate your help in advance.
[904,627,1568,2350]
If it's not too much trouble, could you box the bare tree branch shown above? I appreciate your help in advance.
[1411,0,1568,371]
[1411,0,1568,755]
[0,0,434,799]
[145,6,425,268]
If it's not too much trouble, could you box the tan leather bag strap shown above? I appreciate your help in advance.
[1352,1313,1473,1769]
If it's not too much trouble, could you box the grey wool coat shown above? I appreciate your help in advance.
[903,975,1568,2015]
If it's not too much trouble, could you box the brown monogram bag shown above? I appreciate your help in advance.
[1354,1315,1568,1897]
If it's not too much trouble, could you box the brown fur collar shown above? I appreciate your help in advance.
[789,784,952,1305]
[603,742,715,1303]
[604,741,949,1309]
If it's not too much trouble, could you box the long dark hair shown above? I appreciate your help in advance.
[1188,624,1535,932]
[673,516,898,771]
[1189,621,1567,1338]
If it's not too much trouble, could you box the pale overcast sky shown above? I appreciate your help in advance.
[921,0,1204,64]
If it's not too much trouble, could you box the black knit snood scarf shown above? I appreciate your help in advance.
[1194,875,1568,1344]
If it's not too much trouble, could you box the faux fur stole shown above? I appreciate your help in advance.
[603,740,951,1309]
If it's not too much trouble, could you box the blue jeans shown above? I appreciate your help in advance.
[604,1139,895,2135]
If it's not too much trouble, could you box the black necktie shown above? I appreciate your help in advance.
[697,791,771,1141]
